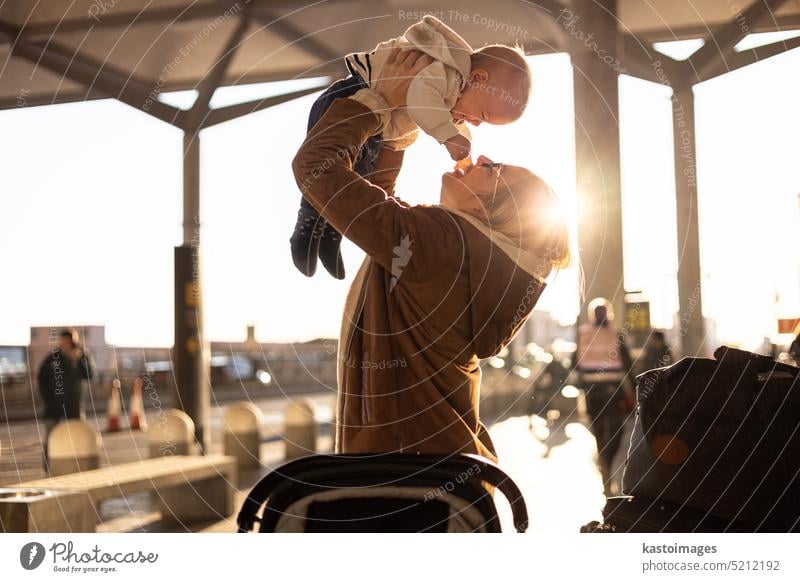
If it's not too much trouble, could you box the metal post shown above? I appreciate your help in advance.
[671,87,705,356]
[174,130,210,452]
[569,0,625,324]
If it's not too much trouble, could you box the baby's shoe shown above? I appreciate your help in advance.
[290,206,325,277]
[318,223,346,280]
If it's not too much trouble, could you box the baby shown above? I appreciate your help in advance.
[290,15,532,279]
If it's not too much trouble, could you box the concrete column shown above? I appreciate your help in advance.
[671,87,705,356]
[174,130,211,452]
[568,0,626,324]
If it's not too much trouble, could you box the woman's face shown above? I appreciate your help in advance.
[440,155,521,218]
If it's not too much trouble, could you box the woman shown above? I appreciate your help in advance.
[292,49,570,463]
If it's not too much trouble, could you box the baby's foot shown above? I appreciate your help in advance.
[290,206,325,277]
[318,223,346,280]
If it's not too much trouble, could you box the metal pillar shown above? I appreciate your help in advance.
[173,130,210,452]
[570,0,625,324]
[671,87,705,356]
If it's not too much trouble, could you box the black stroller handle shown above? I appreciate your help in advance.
[238,464,289,532]
[237,453,529,533]
[467,456,529,533]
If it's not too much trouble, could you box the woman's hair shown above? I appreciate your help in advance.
[481,167,571,269]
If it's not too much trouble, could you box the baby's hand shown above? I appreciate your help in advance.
[444,134,471,161]
[454,157,472,172]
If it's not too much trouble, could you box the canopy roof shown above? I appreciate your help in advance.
[2,0,799,120]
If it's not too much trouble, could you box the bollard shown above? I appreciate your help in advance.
[283,399,317,460]
[47,420,100,476]
[224,402,263,470]
[148,409,195,457]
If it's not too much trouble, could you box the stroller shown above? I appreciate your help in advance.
[238,453,528,533]
[581,495,754,533]
[583,346,800,533]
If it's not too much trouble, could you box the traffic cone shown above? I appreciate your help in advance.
[129,377,147,431]
[107,379,122,432]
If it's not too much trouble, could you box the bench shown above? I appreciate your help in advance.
[15,455,237,532]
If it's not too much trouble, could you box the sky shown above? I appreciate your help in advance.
[1,49,798,350]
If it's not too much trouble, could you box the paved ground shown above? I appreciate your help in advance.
[0,394,634,533]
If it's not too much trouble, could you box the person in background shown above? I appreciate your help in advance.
[574,298,633,496]
[641,330,673,372]
[37,328,93,469]
[789,332,800,366]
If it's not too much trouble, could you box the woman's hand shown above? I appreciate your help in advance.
[373,48,434,110]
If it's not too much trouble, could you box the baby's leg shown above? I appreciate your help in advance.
[290,76,367,277]
[317,131,384,279]
[292,74,383,279]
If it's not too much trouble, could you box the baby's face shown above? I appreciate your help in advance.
[452,70,524,126]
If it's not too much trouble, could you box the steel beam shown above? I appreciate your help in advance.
[620,34,687,86]
[9,0,336,38]
[254,11,340,64]
[630,13,800,43]
[689,0,792,80]
[200,83,328,128]
[185,6,253,129]
[704,33,800,77]
[9,35,183,125]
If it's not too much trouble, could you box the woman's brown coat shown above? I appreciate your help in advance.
[293,96,548,463]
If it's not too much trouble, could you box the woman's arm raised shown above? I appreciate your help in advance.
[292,98,421,274]
[349,49,433,205]
[367,146,407,202]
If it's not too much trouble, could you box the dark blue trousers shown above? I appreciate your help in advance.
[299,74,384,211]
